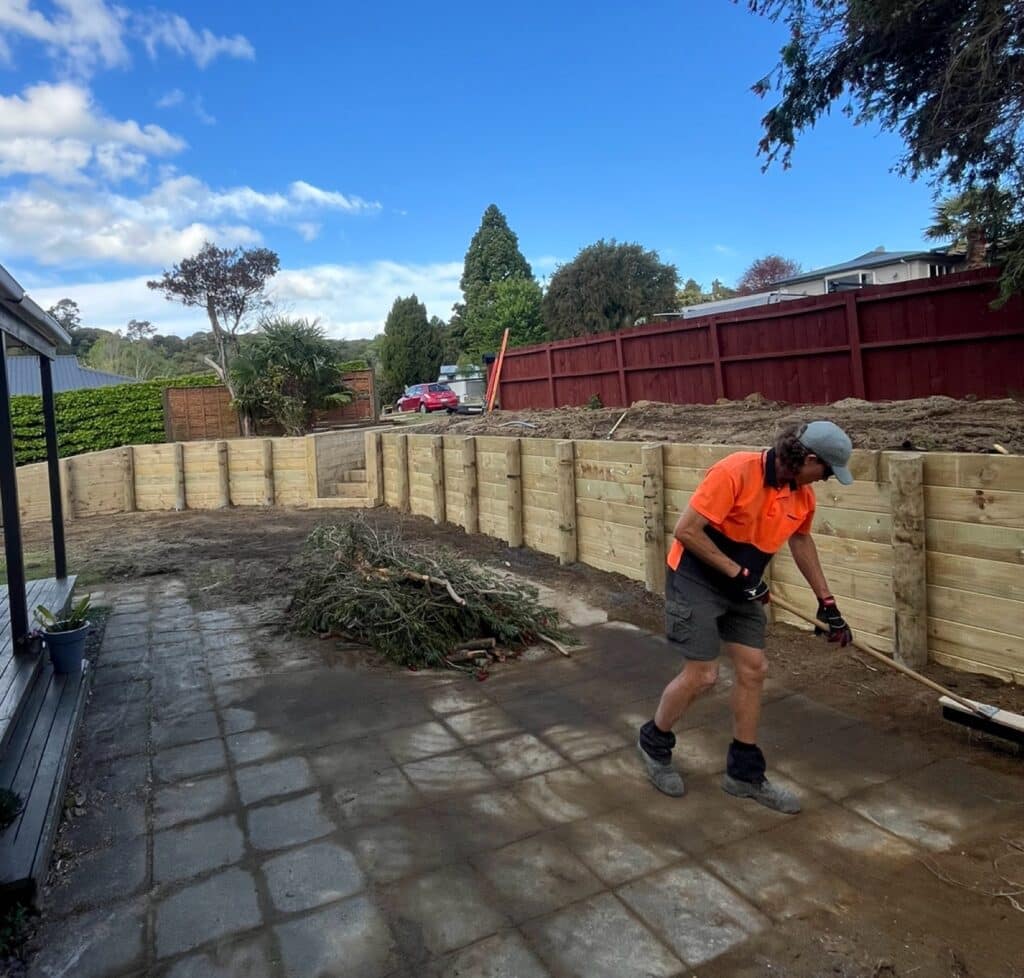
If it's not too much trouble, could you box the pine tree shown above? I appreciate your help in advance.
[379,296,443,403]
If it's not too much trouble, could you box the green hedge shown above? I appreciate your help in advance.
[12,374,220,465]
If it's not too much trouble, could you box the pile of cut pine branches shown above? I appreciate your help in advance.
[289,520,571,669]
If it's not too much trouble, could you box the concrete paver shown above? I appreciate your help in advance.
[31,579,1024,978]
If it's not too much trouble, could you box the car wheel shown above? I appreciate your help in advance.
[419,403,428,414]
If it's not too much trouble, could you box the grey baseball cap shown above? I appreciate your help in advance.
[799,421,854,484]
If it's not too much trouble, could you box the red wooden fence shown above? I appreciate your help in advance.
[495,268,1024,408]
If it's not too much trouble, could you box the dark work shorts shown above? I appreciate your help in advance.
[665,568,766,661]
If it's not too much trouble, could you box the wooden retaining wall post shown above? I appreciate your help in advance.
[556,440,577,565]
[462,437,478,534]
[262,439,275,506]
[305,434,319,503]
[122,446,137,513]
[641,443,665,593]
[60,457,75,521]
[365,430,384,507]
[396,434,410,514]
[889,451,928,668]
[216,440,231,508]
[505,438,523,547]
[430,435,446,525]
[172,443,186,511]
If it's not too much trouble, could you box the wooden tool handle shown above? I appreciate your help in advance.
[769,593,984,715]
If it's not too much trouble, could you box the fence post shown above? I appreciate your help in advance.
[844,293,867,399]
[505,438,523,546]
[546,347,556,409]
[641,443,665,594]
[365,431,384,507]
[556,440,577,565]
[614,334,628,406]
[262,439,275,506]
[173,443,186,511]
[60,457,75,521]
[305,434,319,503]
[431,435,446,525]
[123,446,136,513]
[709,317,725,400]
[462,437,478,533]
[396,434,410,514]
[216,440,231,508]
[889,452,928,667]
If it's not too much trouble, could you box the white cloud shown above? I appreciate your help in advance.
[0,136,93,181]
[295,222,320,242]
[192,95,215,126]
[27,260,464,340]
[0,0,129,74]
[0,1,253,75]
[135,11,254,68]
[157,88,184,108]
[290,181,381,214]
[0,174,381,266]
[713,243,738,256]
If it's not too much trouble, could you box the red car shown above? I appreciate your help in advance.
[397,383,460,413]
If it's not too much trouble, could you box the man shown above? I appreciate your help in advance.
[637,421,855,815]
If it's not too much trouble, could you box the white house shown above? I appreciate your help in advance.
[771,247,963,295]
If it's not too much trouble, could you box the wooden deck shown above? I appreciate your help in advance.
[0,578,76,754]
[0,576,83,902]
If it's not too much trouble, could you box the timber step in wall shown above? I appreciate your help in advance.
[367,431,1024,685]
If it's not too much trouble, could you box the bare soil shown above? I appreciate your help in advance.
[416,395,1024,454]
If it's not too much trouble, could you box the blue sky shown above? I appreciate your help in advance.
[0,0,942,339]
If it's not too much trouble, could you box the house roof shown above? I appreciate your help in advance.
[0,260,71,357]
[5,355,135,396]
[774,248,962,287]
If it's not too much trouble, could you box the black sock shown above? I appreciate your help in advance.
[727,739,766,783]
[639,719,675,763]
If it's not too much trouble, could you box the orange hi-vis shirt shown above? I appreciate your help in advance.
[667,449,816,586]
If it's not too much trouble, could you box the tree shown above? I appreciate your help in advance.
[736,254,802,294]
[747,0,1024,300]
[677,278,739,308]
[463,277,546,356]
[926,184,1014,269]
[47,298,81,334]
[147,242,280,430]
[542,240,678,339]
[230,318,352,436]
[456,205,536,359]
[378,295,444,404]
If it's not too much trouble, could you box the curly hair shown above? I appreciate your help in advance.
[774,423,810,477]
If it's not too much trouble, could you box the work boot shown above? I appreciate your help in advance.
[636,740,685,797]
[721,774,801,814]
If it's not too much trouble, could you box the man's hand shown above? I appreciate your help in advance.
[732,567,770,604]
[814,596,852,646]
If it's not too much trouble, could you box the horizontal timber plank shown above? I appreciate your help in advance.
[925,518,1024,564]
[920,452,1024,492]
[812,507,892,545]
[575,496,643,529]
[574,460,642,484]
[574,441,642,464]
[923,485,1024,527]
[926,551,1024,602]
[772,555,893,608]
[928,584,1024,640]
[927,618,1023,676]
[772,580,893,640]
[930,645,1022,684]
[579,552,645,582]
[576,478,643,507]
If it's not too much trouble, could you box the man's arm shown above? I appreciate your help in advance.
[787,533,830,599]
[674,508,742,578]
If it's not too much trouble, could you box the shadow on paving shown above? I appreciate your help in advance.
[25,578,1024,978]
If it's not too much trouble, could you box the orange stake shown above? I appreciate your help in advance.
[486,328,510,413]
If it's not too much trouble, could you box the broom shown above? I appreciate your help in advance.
[770,593,1024,747]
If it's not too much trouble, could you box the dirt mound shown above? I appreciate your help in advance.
[417,395,1024,454]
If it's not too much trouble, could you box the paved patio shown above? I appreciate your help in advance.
[27,578,1024,978]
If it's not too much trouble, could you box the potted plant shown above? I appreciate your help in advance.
[35,594,92,675]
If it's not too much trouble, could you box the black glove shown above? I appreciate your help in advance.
[815,596,852,646]
[731,567,770,604]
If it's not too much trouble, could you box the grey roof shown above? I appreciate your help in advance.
[5,355,135,396]
[774,248,962,287]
